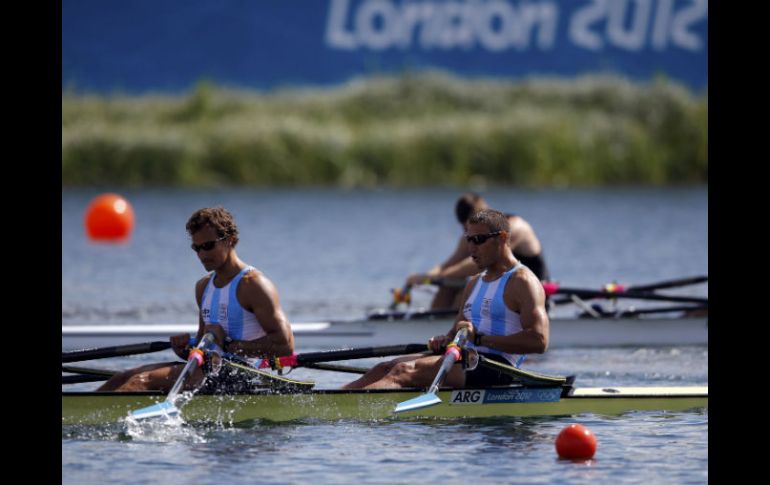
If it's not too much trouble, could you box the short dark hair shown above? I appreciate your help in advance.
[455,192,487,224]
[467,208,509,233]
[186,207,239,246]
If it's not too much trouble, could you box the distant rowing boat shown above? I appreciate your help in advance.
[61,314,707,351]
[62,384,708,425]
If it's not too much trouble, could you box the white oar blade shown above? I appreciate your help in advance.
[129,400,179,421]
[394,392,441,413]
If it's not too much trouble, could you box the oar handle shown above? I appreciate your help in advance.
[167,333,214,400]
[426,328,468,394]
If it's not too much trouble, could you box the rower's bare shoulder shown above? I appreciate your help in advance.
[507,215,533,234]
[239,269,278,301]
[509,266,544,296]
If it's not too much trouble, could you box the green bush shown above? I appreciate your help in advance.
[61,73,708,187]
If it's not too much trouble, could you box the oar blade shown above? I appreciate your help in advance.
[394,392,442,414]
[129,400,180,421]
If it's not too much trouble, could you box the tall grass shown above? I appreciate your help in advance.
[62,73,708,187]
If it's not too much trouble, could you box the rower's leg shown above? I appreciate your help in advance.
[97,362,204,392]
[357,356,466,389]
[342,354,425,389]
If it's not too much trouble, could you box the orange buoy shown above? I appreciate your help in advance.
[84,193,135,241]
[555,424,597,460]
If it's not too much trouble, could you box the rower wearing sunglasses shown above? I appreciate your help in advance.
[345,208,549,389]
[98,206,295,393]
[404,192,549,310]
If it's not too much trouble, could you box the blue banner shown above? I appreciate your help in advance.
[62,0,708,93]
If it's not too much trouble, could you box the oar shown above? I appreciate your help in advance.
[62,341,172,363]
[62,365,118,376]
[626,275,708,293]
[128,332,215,421]
[62,374,111,384]
[394,328,468,414]
[543,283,707,305]
[62,365,119,384]
[575,304,708,318]
[614,304,707,317]
[303,362,370,374]
[252,343,430,370]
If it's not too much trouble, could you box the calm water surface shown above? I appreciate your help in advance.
[62,187,708,484]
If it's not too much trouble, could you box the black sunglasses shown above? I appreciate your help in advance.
[191,236,227,253]
[465,231,501,245]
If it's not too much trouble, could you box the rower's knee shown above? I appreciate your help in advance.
[118,372,154,391]
[388,361,416,381]
[372,361,393,373]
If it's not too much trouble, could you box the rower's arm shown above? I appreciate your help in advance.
[437,257,482,280]
[225,272,295,358]
[478,271,549,354]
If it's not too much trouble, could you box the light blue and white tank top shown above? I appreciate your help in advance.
[200,266,266,341]
[462,264,526,367]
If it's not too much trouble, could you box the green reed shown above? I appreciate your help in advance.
[62,72,707,187]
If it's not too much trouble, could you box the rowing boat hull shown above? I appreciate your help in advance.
[62,386,707,425]
[61,316,708,351]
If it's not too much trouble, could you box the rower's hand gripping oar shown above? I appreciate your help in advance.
[393,328,468,414]
[128,332,216,422]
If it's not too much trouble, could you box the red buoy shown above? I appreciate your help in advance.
[84,193,135,241]
[555,424,597,460]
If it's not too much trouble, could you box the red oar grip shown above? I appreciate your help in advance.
[188,348,205,367]
[257,353,299,369]
[444,343,461,361]
[542,281,559,296]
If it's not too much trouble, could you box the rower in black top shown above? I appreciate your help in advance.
[404,192,550,311]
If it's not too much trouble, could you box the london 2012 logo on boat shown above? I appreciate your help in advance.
[450,388,562,404]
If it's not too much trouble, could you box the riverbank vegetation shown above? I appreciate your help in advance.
[62,72,707,187]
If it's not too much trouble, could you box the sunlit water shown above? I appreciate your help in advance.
[62,187,707,484]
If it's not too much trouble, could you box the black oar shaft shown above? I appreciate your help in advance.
[62,365,118,377]
[295,343,429,364]
[62,375,110,384]
[628,275,708,292]
[62,341,171,363]
[303,362,370,374]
